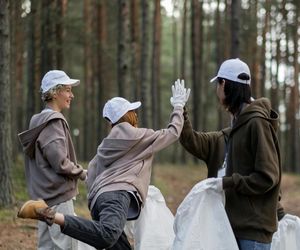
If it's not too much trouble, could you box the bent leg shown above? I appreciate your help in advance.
[61,191,131,249]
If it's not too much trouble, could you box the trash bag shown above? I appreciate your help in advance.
[78,240,97,250]
[271,214,300,250]
[124,185,175,250]
[172,178,239,250]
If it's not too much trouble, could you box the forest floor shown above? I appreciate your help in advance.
[0,164,299,250]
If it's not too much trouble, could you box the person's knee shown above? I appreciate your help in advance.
[97,226,121,248]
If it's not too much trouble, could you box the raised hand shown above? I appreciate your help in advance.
[170,79,191,108]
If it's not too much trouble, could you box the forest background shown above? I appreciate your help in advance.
[1,0,300,208]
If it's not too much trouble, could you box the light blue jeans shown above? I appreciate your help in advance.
[237,239,271,250]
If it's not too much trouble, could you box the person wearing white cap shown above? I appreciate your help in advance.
[17,80,191,249]
[180,58,281,250]
[18,70,87,250]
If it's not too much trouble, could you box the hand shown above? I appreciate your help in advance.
[80,169,87,181]
[206,177,223,192]
[170,79,191,108]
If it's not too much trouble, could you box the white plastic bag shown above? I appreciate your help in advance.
[271,214,300,250]
[172,178,239,250]
[77,240,97,250]
[125,185,175,250]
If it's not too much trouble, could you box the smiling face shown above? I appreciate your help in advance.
[50,85,74,112]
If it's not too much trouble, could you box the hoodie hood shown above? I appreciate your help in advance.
[18,111,67,158]
[232,98,279,133]
[97,122,147,168]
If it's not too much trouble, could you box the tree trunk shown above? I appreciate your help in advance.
[180,0,188,164]
[130,0,141,101]
[290,1,300,172]
[151,0,161,130]
[260,0,271,97]
[140,0,149,127]
[10,1,24,157]
[191,0,201,130]
[96,0,108,144]
[26,0,39,126]
[230,0,240,57]
[0,0,13,207]
[83,0,94,160]
[55,0,67,69]
[117,0,130,97]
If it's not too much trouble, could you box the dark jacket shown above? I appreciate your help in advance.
[180,98,281,243]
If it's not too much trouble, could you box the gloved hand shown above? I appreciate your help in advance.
[206,177,223,192]
[170,79,191,108]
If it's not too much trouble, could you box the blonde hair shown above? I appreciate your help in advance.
[41,84,65,103]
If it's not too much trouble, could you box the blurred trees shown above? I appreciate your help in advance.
[0,0,13,207]
[1,0,300,174]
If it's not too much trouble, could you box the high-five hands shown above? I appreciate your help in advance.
[170,79,191,108]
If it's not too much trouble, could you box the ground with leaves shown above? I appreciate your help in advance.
[0,164,299,250]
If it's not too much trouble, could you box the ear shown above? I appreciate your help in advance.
[52,92,58,99]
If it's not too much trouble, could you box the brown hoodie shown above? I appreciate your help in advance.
[180,98,281,243]
[18,110,85,206]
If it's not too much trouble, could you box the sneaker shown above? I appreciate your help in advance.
[18,200,55,226]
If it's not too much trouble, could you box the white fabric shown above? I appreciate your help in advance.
[210,58,251,84]
[102,97,141,124]
[271,214,300,250]
[125,185,175,250]
[170,79,191,108]
[38,199,77,250]
[77,240,96,250]
[41,70,80,93]
[172,179,239,250]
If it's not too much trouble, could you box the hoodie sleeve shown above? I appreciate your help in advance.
[148,106,184,153]
[179,107,225,162]
[38,119,84,179]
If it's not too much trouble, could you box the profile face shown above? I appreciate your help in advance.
[54,85,74,111]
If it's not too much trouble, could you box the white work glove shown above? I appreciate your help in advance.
[206,177,223,192]
[170,79,191,108]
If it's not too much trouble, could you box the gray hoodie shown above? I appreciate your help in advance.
[87,106,184,211]
[18,110,85,206]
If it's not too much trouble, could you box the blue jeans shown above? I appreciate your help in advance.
[62,191,132,249]
[237,239,271,250]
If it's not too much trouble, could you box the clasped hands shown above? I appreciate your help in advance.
[170,79,191,108]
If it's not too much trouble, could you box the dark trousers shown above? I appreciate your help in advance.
[62,191,132,249]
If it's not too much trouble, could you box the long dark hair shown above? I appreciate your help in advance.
[218,77,251,115]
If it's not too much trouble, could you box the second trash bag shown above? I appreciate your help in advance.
[172,178,239,250]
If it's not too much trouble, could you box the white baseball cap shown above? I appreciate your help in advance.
[41,70,80,93]
[210,58,251,85]
[103,97,141,124]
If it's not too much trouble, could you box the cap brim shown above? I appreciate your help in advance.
[128,101,141,111]
[210,76,218,83]
[62,79,80,86]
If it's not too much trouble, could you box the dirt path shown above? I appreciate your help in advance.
[0,173,299,249]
